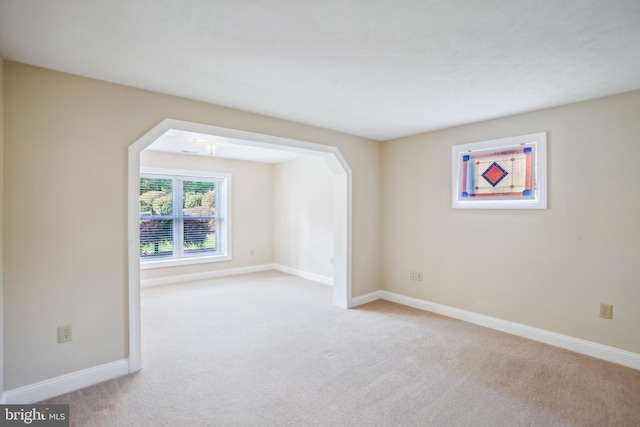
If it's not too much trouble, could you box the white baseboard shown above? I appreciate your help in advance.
[141,264,274,288]
[141,263,333,288]
[350,290,383,307]
[3,359,130,404]
[353,290,640,371]
[6,291,637,405]
[272,264,333,286]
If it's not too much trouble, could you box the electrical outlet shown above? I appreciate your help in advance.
[410,270,424,282]
[57,324,73,343]
[599,304,613,319]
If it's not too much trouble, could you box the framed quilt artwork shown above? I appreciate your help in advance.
[451,132,547,209]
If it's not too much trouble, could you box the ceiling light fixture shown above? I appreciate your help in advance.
[195,138,221,156]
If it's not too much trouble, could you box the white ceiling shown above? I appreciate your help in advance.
[1,0,640,141]
[146,129,310,163]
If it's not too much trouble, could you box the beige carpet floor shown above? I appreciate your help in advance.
[43,271,640,426]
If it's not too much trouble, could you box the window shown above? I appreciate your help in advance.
[139,170,229,266]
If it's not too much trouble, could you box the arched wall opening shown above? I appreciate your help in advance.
[127,119,352,372]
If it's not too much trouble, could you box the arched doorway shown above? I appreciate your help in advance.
[127,119,352,372]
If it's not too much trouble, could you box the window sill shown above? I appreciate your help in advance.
[140,253,231,270]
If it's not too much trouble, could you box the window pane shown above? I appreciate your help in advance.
[183,181,215,217]
[184,219,217,255]
[140,220,174,258]
[140,178,173,215]
[139,174,226,263]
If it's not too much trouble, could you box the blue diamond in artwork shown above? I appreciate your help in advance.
[481,162,508,187]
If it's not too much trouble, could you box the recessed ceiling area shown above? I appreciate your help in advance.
[1,0,639,140]
[146,129,310,163]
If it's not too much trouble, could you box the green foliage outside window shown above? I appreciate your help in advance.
[140,177,218,257]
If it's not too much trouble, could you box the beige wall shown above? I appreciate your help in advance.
[3,62,381,389]
[6,56,637,393]
[139,150,274,281]
[382,90,640,354]
[273,157,334,278]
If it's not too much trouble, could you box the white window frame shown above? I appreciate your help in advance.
[140,167,231,269]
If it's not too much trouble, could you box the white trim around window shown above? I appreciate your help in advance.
[139,167,232,269]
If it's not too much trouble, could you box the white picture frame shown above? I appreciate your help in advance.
[451,132,547,209]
